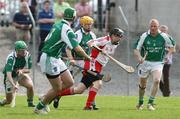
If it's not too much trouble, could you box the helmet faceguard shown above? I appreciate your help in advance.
[109,28,124,38]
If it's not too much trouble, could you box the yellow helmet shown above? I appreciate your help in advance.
[80,16,94,25]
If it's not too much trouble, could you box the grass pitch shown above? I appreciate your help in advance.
[0,96,180,119]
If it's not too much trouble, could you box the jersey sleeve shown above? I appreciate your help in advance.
[61,24,79,50]
[88,36,108,47]
[136,32,148,50]
[5,56,14,72]
[161,33,174,48]
[75,30,82,43]
[169,36,176,46]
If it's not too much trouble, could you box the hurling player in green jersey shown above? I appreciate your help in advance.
[0,40,35,107]
[34,8,91,114]
[53,16,99,109]
[134,19,174,111]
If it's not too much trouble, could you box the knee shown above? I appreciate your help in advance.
[74,88,84,94]
[139,84,146,90]
[26,84,34,91]
[154,79,160,85]
[93,81,103,89]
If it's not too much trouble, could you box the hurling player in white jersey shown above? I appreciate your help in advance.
[53,28,124,110]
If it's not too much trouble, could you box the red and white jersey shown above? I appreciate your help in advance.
[84,36,118,73]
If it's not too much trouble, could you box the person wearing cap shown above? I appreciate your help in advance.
[0,40,35,107]
[51,28,124,110]
[34,7,91,114]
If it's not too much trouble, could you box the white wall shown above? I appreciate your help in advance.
[111,0,180,43]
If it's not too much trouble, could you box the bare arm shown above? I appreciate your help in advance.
[66,47,76,65]
[17,68,30,74]
[74,45,91,60]
[38,18,55,24]
[6,72,18,90]
[13,22,32,30]
[13,22,23,29]
[134,49,144,64]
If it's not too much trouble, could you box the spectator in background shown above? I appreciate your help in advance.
[13,2,32,45]
[53,0,70,23]
[73,0,92,31]
[37,0,54,63]
[21,0,37,21]
[159,25,176,97]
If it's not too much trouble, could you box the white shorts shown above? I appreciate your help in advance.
[40,53,67,76]
[4,74,25,93]
[138,61,164,78]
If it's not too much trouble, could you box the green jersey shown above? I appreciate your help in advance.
[42,20,79,58]
[3,51,32,78]
[134,31,173,61]
[72,28,96,58]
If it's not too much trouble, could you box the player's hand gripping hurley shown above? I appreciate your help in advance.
[136,52,148,68]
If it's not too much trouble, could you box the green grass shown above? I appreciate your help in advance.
[0,96,180,119]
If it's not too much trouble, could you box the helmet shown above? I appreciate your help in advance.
[80,16,94,25]
[15,40,27,50]
[64,7,76,21]
[109,28,124,37]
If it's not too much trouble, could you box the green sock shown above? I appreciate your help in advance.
[36,101,45,110]
[148,96,155,104]
[139,98,144,105]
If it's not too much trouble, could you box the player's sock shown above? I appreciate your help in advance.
[27,98,35,107]
[139,98,144,105]
[57,88,74,96]
[148,96,155,104]
[36,101,45,110]
[85,87,98,107]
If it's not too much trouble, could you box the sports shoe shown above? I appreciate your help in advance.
[147,104,155,111]
[44,105,50,112]
[92,104,99,110]
[83,106,93,110]
[28,103,35,107]
[0,100,5,106]
[34,107,48,115]
[53,96,60,109]
[136,104,144,110]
